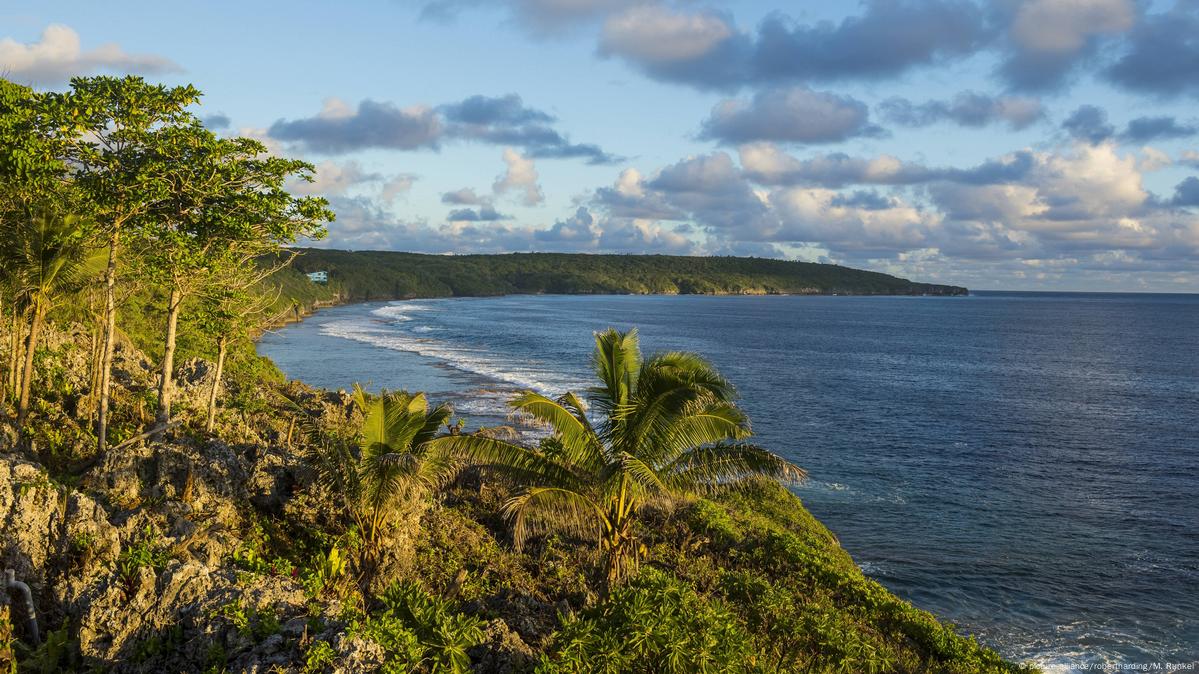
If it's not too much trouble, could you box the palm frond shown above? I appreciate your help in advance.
[501,487,605,552]
[661,442,806,496]
[639,400,750,465]
[509,391,604,472]
[426,434,587,493]
[590,328,640,415]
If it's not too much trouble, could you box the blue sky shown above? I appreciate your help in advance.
[3,0,1199,291]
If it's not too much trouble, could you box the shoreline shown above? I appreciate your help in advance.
[266,286,973,332]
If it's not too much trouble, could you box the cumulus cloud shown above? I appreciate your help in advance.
[448,205,509,221]
[203,113,232,130]
[594,168,686,219]
[269,93,615,163]
[441,188,490,205]
[422,0,646,35]
[289,160,418,206]
[442,94,616,163]
[598,1,988,89]
[381,174,419,203]
[440,93,554,125]
[1062,105,1116,144]
[600,6,734,63]
[1122,117,1198,142]
[880,92,1045,130]
[1105,3,1199,97]
[578,140,1197,277]
[739,144,934,187]
[750,1,990,82]
[645,152,775,232]
[1061,106,1199,144]
[1172,177,1199,207]
[998,0,1136,90]
[699,86,883,145]
[737,143,1034,188]
[493,148,545,206]
[0,24,180,85]
[536,207,600,244]
[269,99,443,153]
[290,160,380,196]
[317,195,697,256]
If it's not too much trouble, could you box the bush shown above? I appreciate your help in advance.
[360,582,485,674]
[537,567,758,674]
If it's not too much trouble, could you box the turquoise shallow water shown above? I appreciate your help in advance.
[258,291,1199,668]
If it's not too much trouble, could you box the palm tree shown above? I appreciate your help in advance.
[436,328,805,587]
[0,206,87,430]
[308,385,459,581]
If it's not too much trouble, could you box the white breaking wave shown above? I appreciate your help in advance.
[320,303,590,395]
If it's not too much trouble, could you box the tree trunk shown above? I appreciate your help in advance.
[6,308,18,405]
[156,286,183,427]
[84,293,100,419]
[205,335,227,432]
[0,294,5,404]
[16,299,44,429]
[97,230,119,453]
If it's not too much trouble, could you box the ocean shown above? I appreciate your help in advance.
[257,291,1199,668]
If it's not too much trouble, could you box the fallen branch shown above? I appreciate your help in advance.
[110,420,181,452]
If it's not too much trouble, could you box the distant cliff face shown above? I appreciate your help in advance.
[285,249,969,301]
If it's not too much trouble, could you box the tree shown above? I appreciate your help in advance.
[53,76,201,452]
[307,385,459,583]
[194,272,278,433]
[435,329,805,587]
[1,80,77,413]
[137,124,330,427]
[0,205,88,430]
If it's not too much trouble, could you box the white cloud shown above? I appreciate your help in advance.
[600,6,732,63]
[291,160,379,196]
[493,148,545,206]
[700,87,878,144]
[1138,147,1172,172]
[1010,0,1134,53]
[0,24,180,84]
[381,174,418,203]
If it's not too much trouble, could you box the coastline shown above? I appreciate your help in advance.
[260,293,1050,666]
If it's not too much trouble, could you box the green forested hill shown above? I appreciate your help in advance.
[287,249,968,300]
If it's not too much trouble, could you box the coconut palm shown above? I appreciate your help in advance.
[435,328,805,587]
[308,384,459,577]
[0,205,88,429]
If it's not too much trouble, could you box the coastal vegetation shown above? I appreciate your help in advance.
[436,328,804,588]
[287,248,969,301]
[1,74,1026,672]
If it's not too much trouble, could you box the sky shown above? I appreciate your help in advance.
[3,0,1199,291]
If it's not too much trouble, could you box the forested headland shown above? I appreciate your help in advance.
[288,248,969,301]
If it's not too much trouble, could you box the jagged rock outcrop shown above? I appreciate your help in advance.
[0,457,122,616]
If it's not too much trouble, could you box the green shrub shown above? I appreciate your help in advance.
[304,639,336,673]
[537,567,758,674]
[303,545,348,598]
[361,582,485,674]
[684,499,742,546]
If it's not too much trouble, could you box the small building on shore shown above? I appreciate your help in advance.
[306,270,328,284]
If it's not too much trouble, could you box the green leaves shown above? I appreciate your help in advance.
[443,328,803,587]
[363,581,485,674]
[536,568,758,674]
[0,205,91,308]
[311,385,461,554]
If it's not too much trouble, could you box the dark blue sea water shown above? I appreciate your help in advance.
[258,292,1199,668]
